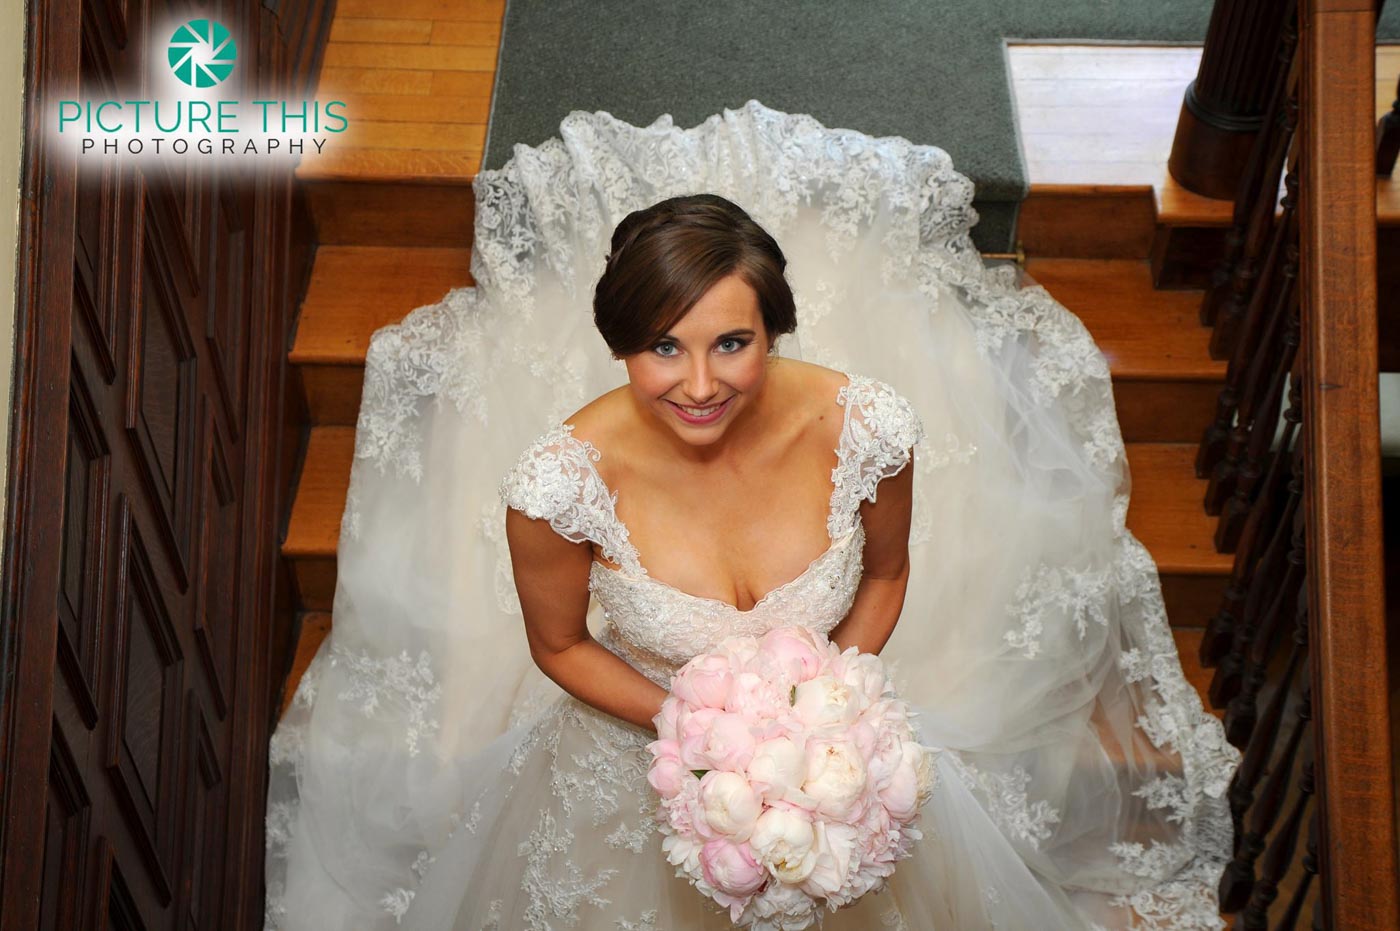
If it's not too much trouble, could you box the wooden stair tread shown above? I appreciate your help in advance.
[1124,443,1232,576]
[1381,177,1400,227]
[292,246,473,364]
[296,147,480,183]
[284,431,1230,580]
[1155,172,1235,227]
[284,427,355,556]
[280,612,333,717]
[1026,258,1225,381]
[293,252,1225,381]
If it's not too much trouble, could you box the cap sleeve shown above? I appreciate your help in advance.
[830,375,926,533]
[498,423,636,569]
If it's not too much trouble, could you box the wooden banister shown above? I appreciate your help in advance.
[1300,2,1396,926]
[1186,0,1395,925]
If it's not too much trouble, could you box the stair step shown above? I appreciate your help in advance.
[280,612,332,718]
[292,246,473,422]
[291,250,1225,441]
[1028,258,1224,444]
[303,177,476,247]
[283,428,1229,623]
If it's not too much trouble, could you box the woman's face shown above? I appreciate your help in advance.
[623,273,773,448]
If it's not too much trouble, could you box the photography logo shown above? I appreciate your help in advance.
[167,19,237,88]
[52,13,348,172]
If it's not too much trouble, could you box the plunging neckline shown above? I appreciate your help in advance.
[572,367,860,615]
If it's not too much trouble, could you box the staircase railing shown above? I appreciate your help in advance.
[1171,0,1398,926]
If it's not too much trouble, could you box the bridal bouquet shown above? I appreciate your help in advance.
[646,625,936,930]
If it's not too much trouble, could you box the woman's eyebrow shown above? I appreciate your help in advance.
[657,328,758,341]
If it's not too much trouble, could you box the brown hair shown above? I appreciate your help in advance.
[593,193,797,358]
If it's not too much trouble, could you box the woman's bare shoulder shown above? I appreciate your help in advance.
[560,384,631,447]
[778,358,852,418]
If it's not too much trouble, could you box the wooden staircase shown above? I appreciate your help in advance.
[275,25,1253,719]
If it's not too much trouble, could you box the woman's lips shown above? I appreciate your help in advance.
[667,396,733,425]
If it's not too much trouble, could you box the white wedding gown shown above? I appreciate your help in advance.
[263,100,1240,930]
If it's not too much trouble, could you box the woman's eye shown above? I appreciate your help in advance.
[653,343,678,357]
[719,338,748,353]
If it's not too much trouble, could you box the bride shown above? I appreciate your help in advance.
[263,100,1239,930]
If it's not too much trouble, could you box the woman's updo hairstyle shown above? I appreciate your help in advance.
[593,193,798,359]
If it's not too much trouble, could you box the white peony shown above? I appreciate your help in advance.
[699,771,763,842]
[662,832,703,877]
[748,737,807,798]
[836,651,890,704]
[791,676,861,728]
[749,808,819,883]
[799,821,860,899]
[802,736,869,820]
[912,742,937,805]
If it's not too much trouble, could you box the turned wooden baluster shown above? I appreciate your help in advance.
[1208,448,1301,705]
[1200,367,1301,668]
[1273,808,1319,931]
[1204,177,1299,512]
[1243,757,1316,929]
[1203,358,1303,668]
[1226,526,1306,746]
[1223,602,1309,864]
[1221,679,1313,913]
[1198,161,1293,478]
[1216,275,1300,551]
[1379,73,1399,176]
[1201,41,1299,337]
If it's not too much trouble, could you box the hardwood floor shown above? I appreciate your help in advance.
[1008,42,1400,225]
[299,0,505,181]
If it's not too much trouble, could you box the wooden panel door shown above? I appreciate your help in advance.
[1,0,320,926]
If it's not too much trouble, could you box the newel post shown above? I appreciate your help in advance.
[1168,0,1293,199]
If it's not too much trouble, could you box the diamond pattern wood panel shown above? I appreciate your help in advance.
[2,0,327,925]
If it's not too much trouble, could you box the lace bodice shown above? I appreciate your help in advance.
[499,369,926,685]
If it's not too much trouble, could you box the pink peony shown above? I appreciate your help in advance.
[646,738,688,799]
[654,698,682,742]
[878,740,922,822]
[725,670,790,721]
[698,712,759,772]
[673,654,735,708]
[699,838,768,898]
[866,727,906,794]
[677,706,722,770]
[756,626,831,684]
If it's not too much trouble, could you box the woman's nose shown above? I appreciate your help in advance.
[684,359,718,404]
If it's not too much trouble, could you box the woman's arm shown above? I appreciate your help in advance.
[828,449,915,656]
[505,506,669,733]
